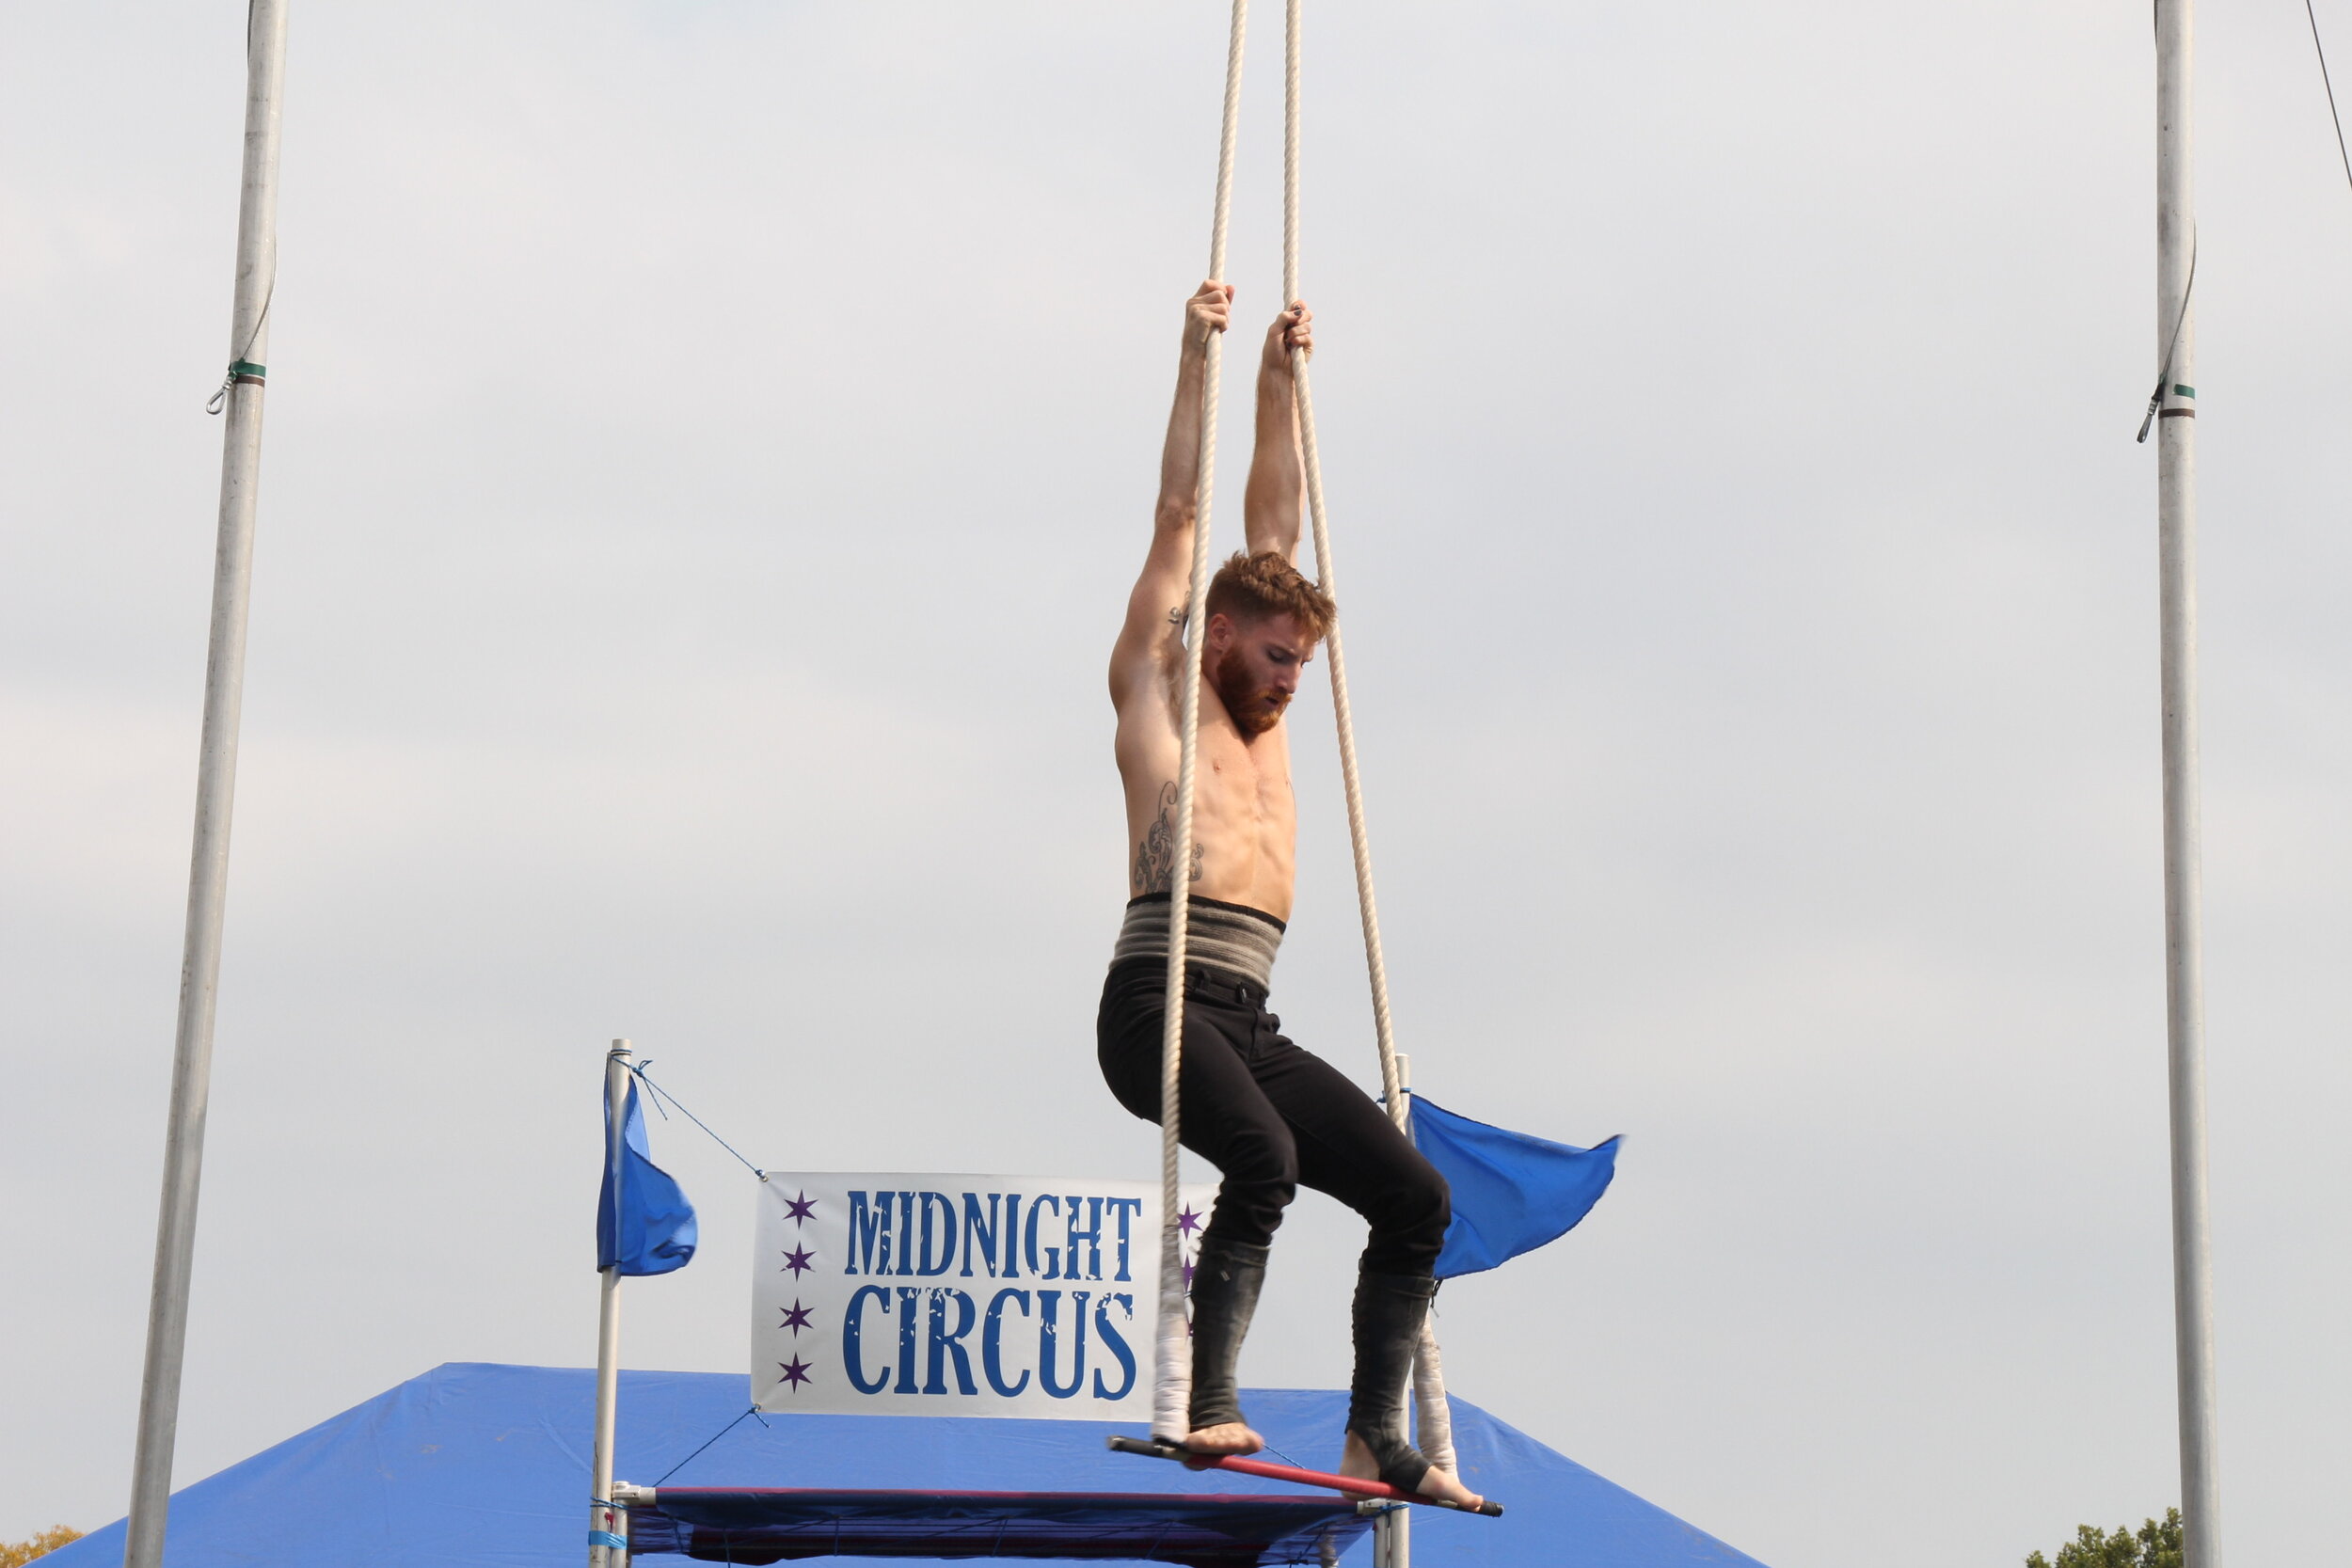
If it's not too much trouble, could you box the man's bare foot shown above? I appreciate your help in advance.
[1340,1432,1486,1510]
[1183,1421,1264,1456]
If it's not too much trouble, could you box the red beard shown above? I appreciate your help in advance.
[1212,656,1292,737]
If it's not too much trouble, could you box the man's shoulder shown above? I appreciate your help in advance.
[1112,649,1180,723]
[1112,668,1179,762]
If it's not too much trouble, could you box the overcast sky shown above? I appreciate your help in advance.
[7,3,2352,1565]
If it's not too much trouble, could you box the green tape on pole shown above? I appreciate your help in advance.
[2172,384,2195,398]
[230,359,267,379]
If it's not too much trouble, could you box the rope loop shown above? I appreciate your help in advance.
[2136,230,2196,444]
[208,273,276,415]
[205,360,266,416]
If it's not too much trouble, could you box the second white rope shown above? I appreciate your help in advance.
[1282,0,1456,1475]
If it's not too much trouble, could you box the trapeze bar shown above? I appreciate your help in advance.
[1104,1435,1505,1517]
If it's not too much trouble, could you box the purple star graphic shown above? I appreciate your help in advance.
[778,1356,813,1389]
[783,1244,815,1275]
[1177,1206,1203,1236]
[1181,1260,1196,1291]
[785,1191,817,1226]
[780,1300,815,1336]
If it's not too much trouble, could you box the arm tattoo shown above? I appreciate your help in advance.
[1131,781,1205,895]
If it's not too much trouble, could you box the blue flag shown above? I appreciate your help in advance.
[1409,1095,1620,1279]
[596,1079,698,1276]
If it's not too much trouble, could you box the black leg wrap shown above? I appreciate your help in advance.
[1187,1238,1271,1433]
[1346,1270,1438,1494]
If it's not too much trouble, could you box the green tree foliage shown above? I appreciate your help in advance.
[2026,1509,2183,1568]
[0,1527,83,1568]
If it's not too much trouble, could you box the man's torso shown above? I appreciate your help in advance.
[1115,671,1296,921]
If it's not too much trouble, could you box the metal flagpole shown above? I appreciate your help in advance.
[2152,2,2223,1563]
[122,6,291,1566]
[590,1041,635,1568]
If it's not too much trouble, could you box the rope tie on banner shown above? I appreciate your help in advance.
[624,1060,769,1180]
[1152,0,1252,1447]
[1280,0,1455,1474]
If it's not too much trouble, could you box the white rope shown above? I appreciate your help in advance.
[1153,0,1252,1446]
[1282,0,1456,1475]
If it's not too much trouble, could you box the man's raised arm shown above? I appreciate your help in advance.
[1111,281,1232,705]
[1242,302,1313,562]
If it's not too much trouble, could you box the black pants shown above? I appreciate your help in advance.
[1096,958,1450,1276]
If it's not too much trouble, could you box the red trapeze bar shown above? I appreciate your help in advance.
[1104,1435,1505,1517]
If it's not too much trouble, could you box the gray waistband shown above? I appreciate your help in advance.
[1112,894,1285,990]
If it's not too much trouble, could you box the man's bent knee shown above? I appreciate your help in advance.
[1216,1117,1299,1191]
[1208,1135,1299,1251]
[1363,1164,1451,1276]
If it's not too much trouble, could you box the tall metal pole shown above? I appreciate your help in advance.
[122,6,289,1566]
[590,1041,635,1568]
[2153,2,2222,1563]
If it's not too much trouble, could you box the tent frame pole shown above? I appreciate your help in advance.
[122,7,291,1566]
[591,1041,635,1568]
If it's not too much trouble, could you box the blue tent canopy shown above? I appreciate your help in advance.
[47,1362,1769,1567]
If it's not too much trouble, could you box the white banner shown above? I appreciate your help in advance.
[751,1173,1217,1418]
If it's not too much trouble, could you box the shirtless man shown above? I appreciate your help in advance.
[1096,282,1483,1510]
